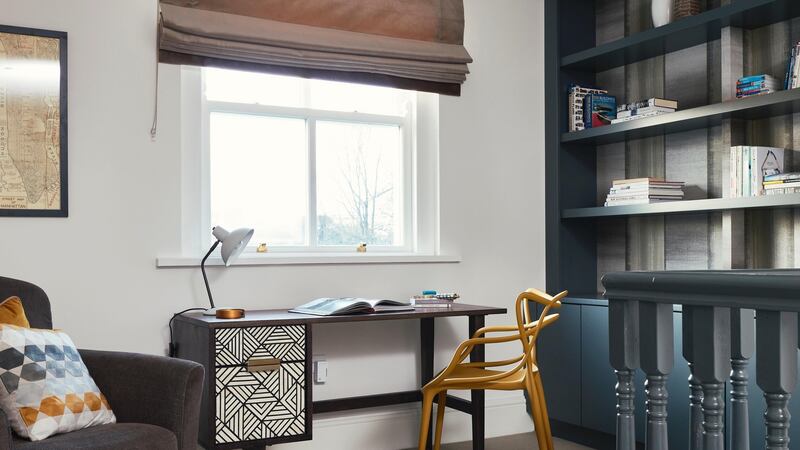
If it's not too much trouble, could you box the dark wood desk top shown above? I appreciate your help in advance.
[176,303,507,328]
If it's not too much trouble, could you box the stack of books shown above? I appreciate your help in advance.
[784,42,800,90]
[568,85,607,132]
[604,178,685,206]
[737,75,779,99]
[412,293,459,308]
[729,146,793,197]
[764,173,800,195]
[612,98,678,124]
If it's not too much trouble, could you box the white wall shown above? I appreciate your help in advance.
[0,0,545,448]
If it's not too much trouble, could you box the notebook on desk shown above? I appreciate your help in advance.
[289,297,413,316]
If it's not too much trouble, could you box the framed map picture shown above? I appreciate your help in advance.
[0,25,67,217]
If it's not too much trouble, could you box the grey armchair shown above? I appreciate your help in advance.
[0,276,204,450]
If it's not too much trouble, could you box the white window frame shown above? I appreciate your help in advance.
[176,66,441,260]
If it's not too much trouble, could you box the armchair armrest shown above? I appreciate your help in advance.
[79,350,204,450]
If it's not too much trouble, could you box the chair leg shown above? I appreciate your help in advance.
[418,389,436,450]
[533,372,554,450]
[525,377,548,450]
[434,391,447,450]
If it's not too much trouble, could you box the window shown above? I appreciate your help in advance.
[188,68,438,255]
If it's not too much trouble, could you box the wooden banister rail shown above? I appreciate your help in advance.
[603,270,800,450]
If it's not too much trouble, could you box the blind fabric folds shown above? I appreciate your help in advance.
[158,0,472,95]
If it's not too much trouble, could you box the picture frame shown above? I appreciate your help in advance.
[0,24,68,217]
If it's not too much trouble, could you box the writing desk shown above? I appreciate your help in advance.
[173,303,507,450]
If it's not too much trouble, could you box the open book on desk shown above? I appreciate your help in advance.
[289,297,413,316]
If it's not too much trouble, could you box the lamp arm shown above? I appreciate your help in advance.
[201,240,221,310]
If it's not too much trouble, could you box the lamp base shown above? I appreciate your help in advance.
[203,307,245,319]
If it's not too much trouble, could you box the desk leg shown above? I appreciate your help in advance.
[421,317,435,450]
[469,315,486,450]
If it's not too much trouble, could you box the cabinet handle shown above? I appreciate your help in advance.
[247,357,281,372]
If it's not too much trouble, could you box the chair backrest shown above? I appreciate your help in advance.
[515,288,567,368]
[0,276,53,329]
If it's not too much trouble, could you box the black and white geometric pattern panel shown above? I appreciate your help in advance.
[215,326,305,367]
[213,326,307,444]
[214,362,306,443]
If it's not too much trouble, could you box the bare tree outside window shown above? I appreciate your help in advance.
[317,122,401,246]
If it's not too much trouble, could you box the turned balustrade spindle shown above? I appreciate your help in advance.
[730,308,754,450]
[609,299,639,450]
[756,310,797,450]
[682,306,703,450]
[639,302,673,450]
[684,305,731,450]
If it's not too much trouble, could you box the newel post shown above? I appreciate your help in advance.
[609,298,639,450]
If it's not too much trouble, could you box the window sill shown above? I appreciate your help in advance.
[155,253,461,268]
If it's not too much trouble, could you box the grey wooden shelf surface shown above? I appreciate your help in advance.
[561,88,800,146]
[561,0,800,72]
[561,193,800,219]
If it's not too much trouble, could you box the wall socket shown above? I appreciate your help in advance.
[313,356,327,384]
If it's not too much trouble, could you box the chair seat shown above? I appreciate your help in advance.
[429,364,534,391]
[12,423,178,450]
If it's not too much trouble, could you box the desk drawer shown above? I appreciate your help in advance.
[214,362,307,443]
[213,325,308,445]
[215,325,306,367]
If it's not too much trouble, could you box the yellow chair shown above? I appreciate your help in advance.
[417,288,566,450]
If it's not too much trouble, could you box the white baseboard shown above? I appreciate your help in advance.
[271,393,534,450]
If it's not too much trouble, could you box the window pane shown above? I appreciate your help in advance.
[316,121,403,246]
[204,68,304,107]
[308,79,410,116]
[210,113,307,246]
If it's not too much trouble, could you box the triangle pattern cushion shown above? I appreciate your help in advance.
[0,324,115,441]
[0,297,30,328]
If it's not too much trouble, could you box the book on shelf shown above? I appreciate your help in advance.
[583,94,616,129]
[605,178,685,207]
[604,198,683,206]
[617,106,676,119]
[610,113,669,124]
[785,42,800,90]
[568,85,607,132]
[729,146,798,197]
[737,74,780,98]
[765,178,800,195]
[617,98,678,111]
[612,177,685,187]
[289,297,413,316]
[765,172,800,182]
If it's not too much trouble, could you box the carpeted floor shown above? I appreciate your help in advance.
[411,433,594,450]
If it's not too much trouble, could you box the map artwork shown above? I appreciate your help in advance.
[0,28,66,216]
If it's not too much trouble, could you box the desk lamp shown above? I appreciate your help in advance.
[201,226,254,316]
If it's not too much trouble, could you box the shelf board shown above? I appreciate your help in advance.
[561,194,800,219]
[561,0,800,72]
[561,89,800,146]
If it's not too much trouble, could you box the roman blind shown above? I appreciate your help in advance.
[158,0,473,95]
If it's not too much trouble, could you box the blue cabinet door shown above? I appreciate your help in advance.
[538,303,582,425]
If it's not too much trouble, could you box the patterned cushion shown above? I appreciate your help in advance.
[0,324,115,441]
[0,297,30,328]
